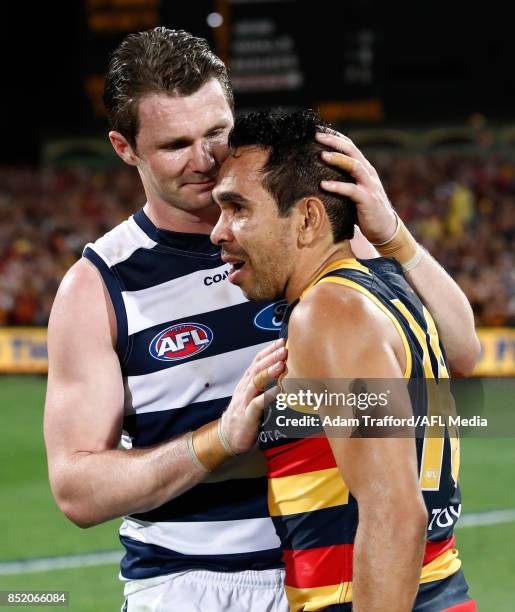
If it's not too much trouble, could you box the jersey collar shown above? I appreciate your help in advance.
[133,208,220,255]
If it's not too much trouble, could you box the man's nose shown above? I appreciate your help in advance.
[210,213,232,245]
[190,140,215,174]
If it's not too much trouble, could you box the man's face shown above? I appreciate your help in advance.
[211,147,299,301]
[132,79,233,211]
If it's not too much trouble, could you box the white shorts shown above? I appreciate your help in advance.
[122,568,288,612]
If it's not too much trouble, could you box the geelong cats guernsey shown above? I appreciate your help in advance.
[83,208,284,579]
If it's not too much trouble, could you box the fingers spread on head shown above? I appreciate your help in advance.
[316,127,346,139]
[322,151,355,171]
[316,132,373,171]
[320,180,363,203]
[316,131,355,152]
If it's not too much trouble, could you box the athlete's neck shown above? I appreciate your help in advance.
[143,200,220,235]
[284,242,355,304]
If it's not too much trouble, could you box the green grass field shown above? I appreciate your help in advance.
[0,376,514,610]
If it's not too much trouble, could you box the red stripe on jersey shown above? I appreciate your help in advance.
[424,536,456,565]
[283,544,353,588]
[264,436,336,478]
[282,537,454,589]
[442,600,477,612]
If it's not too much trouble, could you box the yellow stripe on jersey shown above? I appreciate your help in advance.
[390,298,447,491]
[390,298,435,378]
[449,426,460,487]
[268,467,349,517]
[314,258,372,278]
[285,581,352,612]
[420,547,462,584]
[313,276,413,379]
[422,306,449,379]
[419,373,446,491]
[300,258,372,300]
[421,307,460,487]
[389,299,460,490]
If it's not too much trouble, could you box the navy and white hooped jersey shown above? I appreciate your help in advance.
[83,208,287,580]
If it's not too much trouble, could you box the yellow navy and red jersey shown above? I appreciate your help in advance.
[259,257,476,611]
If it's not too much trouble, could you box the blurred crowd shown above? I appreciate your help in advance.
[0,167,143,326]
[373,152,515,327]
[1,152,514,327]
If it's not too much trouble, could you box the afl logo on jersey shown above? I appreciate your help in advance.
[254,300,288,331]
[149,323,213,362]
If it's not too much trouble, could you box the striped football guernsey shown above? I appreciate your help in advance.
[259,257,463,611]
[83,208,288,580]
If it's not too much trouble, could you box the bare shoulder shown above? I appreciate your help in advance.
[289,281,385,342]
[286,280,405,378]
[48,258,117,353]
[53,258,106,304]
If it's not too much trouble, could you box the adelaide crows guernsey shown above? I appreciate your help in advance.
[83,208,286,580]
[260,257,462,611]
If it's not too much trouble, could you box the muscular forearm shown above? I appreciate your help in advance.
[405,248,481,376]
[51,432,206,528]
[352,508,426,611]
[46,318,285,528]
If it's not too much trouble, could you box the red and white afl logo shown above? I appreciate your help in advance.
[149,322,213,362]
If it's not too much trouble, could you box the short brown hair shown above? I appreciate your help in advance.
[104,27,234,148]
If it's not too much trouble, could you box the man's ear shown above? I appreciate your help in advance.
[109,131,138,166]
[297,197,326,246]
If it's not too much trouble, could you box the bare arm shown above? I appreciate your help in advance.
[45,259,285,528]
[403,248,479,376]
[286,285,427,611]
[317,130,481,376]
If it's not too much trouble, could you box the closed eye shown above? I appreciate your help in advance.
[206,128,226,139]
[163,140,190,151]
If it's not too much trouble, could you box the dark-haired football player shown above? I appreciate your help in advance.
[211,109,476,612]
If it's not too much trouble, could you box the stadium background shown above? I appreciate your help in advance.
[1,1,514,609]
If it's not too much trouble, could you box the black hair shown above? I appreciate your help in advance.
[229,109,356,242]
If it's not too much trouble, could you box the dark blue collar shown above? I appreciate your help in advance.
[133,208,220,255]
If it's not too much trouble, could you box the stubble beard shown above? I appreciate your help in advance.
[241,256,286,303]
